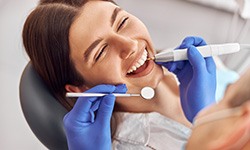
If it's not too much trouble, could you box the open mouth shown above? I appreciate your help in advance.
[126,49,153,77]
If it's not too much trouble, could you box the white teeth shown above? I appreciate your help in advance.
[132,66,136,71]
[138,59,144,65]
[127,50,148,74]
[135,63,141,68]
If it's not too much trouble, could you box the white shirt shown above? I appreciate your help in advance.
[112,112,191,150]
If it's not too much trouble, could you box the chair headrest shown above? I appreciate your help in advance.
[19,62,68,150]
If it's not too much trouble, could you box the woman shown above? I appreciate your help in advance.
[22,0,216,149]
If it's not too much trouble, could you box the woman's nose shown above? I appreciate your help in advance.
[113,35,138,59]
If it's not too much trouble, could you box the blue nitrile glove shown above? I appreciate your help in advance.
[157,36,216,122]
[63,84,127,150]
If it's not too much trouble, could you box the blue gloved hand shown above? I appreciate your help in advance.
[157,36,216,122]
[63,84,127,150]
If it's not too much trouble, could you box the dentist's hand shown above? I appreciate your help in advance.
[63,84,127,150]
[157,36,216,122]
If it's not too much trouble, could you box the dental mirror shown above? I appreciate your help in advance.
[140,86,155,100]
[66,86,155,100]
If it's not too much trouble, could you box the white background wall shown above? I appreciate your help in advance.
[0,0,46,149]
[1,0,249,149]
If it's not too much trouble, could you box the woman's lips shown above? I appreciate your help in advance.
[126,59,154,78]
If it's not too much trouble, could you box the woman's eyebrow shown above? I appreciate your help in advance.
[84,38,102,61]
[111,7,122,26]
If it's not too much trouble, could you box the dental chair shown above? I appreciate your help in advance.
[19,62,68,150]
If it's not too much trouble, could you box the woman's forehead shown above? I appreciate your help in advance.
[79,0,117,19]
[69,1,118,56]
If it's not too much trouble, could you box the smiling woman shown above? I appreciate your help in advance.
[42,0,168,115]
[22,0,217,149]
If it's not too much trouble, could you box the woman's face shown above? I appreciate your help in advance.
[69,1,163,93]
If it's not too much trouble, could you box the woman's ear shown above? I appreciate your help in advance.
[65,84,89,93]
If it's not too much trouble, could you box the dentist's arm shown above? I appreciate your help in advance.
[157,36,217,122]
[63,84,127,150]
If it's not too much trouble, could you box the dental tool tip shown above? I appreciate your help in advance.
[147,57,155,61]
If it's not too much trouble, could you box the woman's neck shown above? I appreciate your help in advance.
[114,72,191,127]
[153,73,191,127]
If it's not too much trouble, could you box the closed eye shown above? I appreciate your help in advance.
[95,45,107,61]
[117,17,129,31]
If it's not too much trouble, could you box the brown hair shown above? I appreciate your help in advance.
[23,4,84,110]
[39,0,86,7]
[39,0,116,7]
